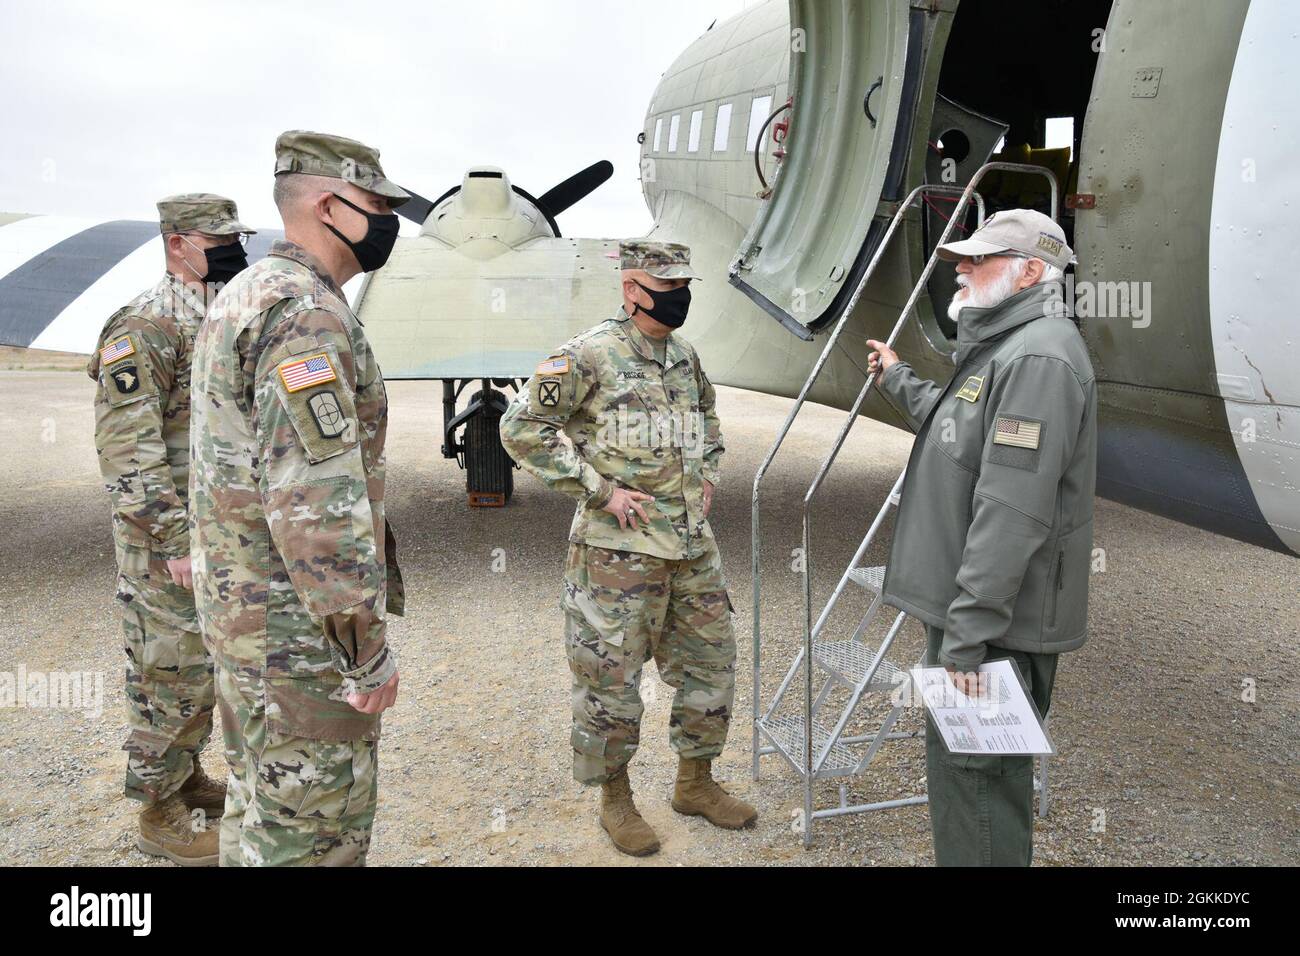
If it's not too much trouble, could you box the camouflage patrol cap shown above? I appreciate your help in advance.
[936,208,1073,270]
[619,239,702,280]
[273,130,410,207]
[156,193,255,236]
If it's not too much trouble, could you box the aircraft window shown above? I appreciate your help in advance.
[687,110,703,152]
[714,103,733,152]
[747,94,773,151]
[668,114,681,152]
[1045,116,1074,160]
[653,117,663,152]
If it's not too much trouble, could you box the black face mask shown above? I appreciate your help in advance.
[632,279,691,329]
[325,193,399,272]
[201,241,249,286]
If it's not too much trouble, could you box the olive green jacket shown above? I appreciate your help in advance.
[878,281,1097,668]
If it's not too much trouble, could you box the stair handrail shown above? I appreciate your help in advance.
[749,182,983,777]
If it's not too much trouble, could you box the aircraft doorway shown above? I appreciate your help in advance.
[922,0,1112,342]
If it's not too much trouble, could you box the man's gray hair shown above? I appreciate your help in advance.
[272,172,344,216]
[1036,259,1064,284]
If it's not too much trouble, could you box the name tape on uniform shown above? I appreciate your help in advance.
[99,336,135,365]
[993,417,1041,449]
[278,353,337,393]
[955,375,984,403]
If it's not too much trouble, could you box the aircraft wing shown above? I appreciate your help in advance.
[354,235,622,379]
[0,214,281,353]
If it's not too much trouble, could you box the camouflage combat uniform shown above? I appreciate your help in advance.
[191,238,403,866]
[89,194,253,808]
[500,285,734,786]
[90,273,213,804]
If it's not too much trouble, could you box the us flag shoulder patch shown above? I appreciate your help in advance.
[536,356,569,376]
[993,417,1042,449]
[278,353,337,393]
[99,336,135,365]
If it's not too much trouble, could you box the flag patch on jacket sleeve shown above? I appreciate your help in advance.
[99,336,135,364]
[278,353,337,393]
[536,355,569,375]
[993,417,1041,449]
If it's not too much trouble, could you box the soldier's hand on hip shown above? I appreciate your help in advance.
[348,670,399,714]
[166,555,193,590]
[603,487,655,530]
[865,339,898,382]
[702,479,715,518]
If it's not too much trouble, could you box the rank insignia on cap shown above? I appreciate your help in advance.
[100,336,135,365]
[536,356,569,375]
[278,353,337,393]
[538,378,562,407]
[993,417,1042,449]
[955,375,984,403]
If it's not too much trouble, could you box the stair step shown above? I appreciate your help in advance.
[813,640,909,689]
[846,565,886,592]
[759,714,861,777]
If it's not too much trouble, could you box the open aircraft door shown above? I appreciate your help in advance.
[728,0,950,341]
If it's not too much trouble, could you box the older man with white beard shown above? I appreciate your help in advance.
[866,209,1098,866]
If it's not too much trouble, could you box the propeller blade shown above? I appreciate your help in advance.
[535,160,614,218]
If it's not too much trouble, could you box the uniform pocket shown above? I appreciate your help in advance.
[564,609,627,691]
[263,676,381,742]
[121,600,181,682]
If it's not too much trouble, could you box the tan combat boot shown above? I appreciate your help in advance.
[599,767,660,857]
[177,761,227,822]
[672,757,758,829]
[138,793,219,866]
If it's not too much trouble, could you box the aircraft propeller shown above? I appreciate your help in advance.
[394,160,614,237]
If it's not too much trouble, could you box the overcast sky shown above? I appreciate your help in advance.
[0,0,763,238]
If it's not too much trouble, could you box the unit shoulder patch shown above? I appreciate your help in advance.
[308,390,347,438]
[538,377,562,407]
[271,353,357,464]
[955,375,985,403]
[110,365,141,395]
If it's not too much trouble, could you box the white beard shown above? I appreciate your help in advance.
[947,258,1025,323]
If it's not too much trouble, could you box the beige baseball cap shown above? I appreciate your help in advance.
[936,208,1073,270]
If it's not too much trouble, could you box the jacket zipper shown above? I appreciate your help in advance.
[1047,549,1064,628]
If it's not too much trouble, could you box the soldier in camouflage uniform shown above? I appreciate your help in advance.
[190,132,406,867]
[500,239,757,856]
[90,194,255,866]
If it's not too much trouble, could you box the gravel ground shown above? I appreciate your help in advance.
[0,370,1295,866]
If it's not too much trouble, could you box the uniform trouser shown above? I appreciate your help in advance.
[215,663,379,867]
[119,575,215,805]
[563,541,736,785]
[924,624,1058,866]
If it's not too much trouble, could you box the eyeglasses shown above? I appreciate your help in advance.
[184,232,249,247]
[969,251,1029,266]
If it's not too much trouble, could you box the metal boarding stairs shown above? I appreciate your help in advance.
[750,164,1061,847]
